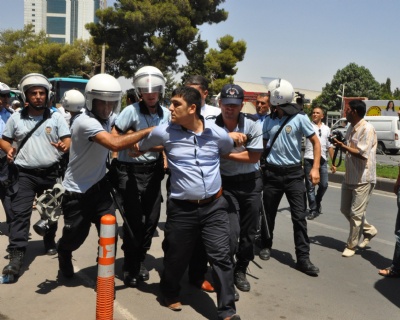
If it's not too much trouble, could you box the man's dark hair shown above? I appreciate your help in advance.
[349,99,366,118]
[184,75,209,91]
[257,92,270,98]
[172,86,202,117]
[126,88,138,103]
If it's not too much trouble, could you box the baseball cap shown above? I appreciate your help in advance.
[220,84,244,105]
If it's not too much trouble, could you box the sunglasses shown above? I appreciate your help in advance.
[318,129,321,137]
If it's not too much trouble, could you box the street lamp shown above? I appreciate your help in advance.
[337,83,345,117]
[101,44,106,73]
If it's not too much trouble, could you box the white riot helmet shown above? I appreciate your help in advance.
[18,73,52,104]
[132,66,165,99]
[85,74,122,118]
[60,89,85,113]
[267,79,294,106]
[0,82,11,96]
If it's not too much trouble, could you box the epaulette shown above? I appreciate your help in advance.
[243,113,259,122]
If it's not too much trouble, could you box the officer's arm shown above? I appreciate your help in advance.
[92,127,153,152]
[221,150,261,163]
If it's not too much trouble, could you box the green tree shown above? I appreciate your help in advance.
[0,25,47,86]
[393,87,400,100]
[86,0,228,77]
[312,63,381,111]
[380,78,392,99]
[204,35,246,95]
[0,25,99,85]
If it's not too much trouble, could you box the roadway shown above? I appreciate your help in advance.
[0,177,399,319]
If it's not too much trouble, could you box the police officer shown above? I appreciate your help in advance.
[111,66,170,287]
[261,78,320,276]
[0,82,14,226]
[0,73,71,278]
[57,74,154,278]
[216,84,263,292]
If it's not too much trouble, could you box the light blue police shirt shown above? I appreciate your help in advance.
[218,113,263,176]
[3,109,70,168]
[63,111,117,193]
[139,119,233,200]
[263,113,315,166]
[114,103,170,163]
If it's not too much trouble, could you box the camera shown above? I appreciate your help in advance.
[328,130,346,144]
[33,219,57,237]
[33,183,65,236]
[295,91,311,105]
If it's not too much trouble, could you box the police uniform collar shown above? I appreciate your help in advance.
[139,101,163,118]
[21,107,51,120]
[215,113,245,131]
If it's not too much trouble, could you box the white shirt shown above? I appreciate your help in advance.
[201,104,221,119]
[304,122,332,160]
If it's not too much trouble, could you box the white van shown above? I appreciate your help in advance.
[331,116,400,154]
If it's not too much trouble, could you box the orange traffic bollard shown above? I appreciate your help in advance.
[96,214,116,320]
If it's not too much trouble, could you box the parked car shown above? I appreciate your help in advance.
[331,116,400,154]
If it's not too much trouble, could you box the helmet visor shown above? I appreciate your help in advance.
[137,85,163,94]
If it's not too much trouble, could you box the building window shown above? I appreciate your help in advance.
[47,17,66,35]
[32,20,35,22]
[49,37,66,44]
[32,14,35,16]
[47,0,66,14]
[32,9,35,11]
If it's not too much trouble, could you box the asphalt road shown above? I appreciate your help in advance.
[0,178,399,320]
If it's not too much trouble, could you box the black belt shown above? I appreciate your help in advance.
[221,171,261,183]
[264,163,302,175]
[115,159,161,174]
[184,188,223,205]
[64,178,108,200]
[18,163,59,176]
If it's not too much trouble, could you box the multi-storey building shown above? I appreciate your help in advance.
[24,0,107,44]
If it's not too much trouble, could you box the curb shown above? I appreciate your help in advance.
[328,171,395,193]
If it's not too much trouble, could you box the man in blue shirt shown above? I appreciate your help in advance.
[261,79,321,276]
[139,86,242,320]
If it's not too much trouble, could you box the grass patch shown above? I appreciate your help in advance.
[329,159,399,180]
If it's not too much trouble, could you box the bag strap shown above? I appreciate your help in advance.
[15,111,52,158]
[264,114,294,160]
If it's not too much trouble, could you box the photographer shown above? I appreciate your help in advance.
[331,100,378,257]
[304,107,336,220]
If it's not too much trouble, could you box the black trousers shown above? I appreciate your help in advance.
[58,178,115,253]
[160,196,236,320]
[115,161,164,272]
[222,173,263,267]
[262,167,311,260]
[8,170,58,250]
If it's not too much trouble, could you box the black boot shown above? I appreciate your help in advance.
[58,249,74,278]
[3,248,25,276]
[138,262,150,281]
[43,236,57,256]
[234,265,250,292]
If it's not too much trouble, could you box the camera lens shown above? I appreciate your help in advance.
[33,219,50,236]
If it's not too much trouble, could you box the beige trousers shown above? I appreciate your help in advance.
[340,182,377,249]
